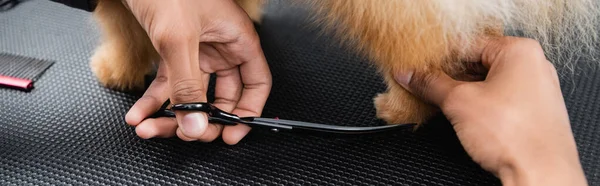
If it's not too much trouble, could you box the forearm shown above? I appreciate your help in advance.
[49,0,97,12]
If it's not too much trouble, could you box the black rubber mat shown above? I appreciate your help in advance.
[1,1,598,185]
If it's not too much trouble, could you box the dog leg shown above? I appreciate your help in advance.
[90,0,159,90]
[374,78,438,125]
[235,0,265,24]
[305,1,510,126]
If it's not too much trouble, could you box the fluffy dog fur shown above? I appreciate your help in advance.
[91,0,600,125]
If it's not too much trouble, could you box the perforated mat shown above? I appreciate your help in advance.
[0,1,598,185]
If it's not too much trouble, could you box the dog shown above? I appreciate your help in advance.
[89,0,600,126]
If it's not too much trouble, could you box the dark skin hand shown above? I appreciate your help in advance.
[395,37,587,186]
[122,0,272,145]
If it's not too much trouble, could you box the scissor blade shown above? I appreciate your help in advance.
[247,118,416,134]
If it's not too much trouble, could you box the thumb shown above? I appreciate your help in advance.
[394,69,465,106]
[169,74,211,141]
[159,37,211,141]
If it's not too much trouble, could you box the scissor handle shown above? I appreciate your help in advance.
[170,102,212,112]
[148,102,242,125]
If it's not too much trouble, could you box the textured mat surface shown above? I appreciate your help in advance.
[1,1,598,185]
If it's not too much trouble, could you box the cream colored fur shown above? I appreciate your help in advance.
[90,0,600,126]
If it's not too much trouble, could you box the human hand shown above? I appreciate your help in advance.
[121,0,272,145]
[395,37,587,186]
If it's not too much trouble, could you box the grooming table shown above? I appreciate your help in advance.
[1,1,598,185]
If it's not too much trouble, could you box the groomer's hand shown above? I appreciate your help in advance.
[122,0,272,145]
[395,37,587,186]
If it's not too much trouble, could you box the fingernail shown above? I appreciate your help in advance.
[181,113,206,136]
[395,70,414,91]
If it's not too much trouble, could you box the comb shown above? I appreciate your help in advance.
[0,52,55,91]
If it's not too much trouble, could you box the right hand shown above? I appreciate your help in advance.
[395,37,587,186]
[122,0,272,145]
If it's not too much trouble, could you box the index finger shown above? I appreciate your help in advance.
[222,42,272,145]
[481,37,549,79]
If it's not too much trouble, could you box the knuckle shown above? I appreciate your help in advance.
[506,37,544,55]
[153,30,196,55]
[414,70,439,87]
[517,38,545,55]
[170,79,206,103]
[483,36,546,64]
[138,95,160,104]
[517,38,543,48]
[261,74,273,89]
[139,94,162,106]
[409,71,439,99]
[155,74,168,83]
[265,72,273,84]
[214,97,239,106]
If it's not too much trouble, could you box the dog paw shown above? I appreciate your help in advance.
[90,45,149,91]
[374,92,437,125]
[236,0,264,24]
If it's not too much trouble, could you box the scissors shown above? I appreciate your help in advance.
[149,101,416,134]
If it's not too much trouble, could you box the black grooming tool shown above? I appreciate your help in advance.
[0,52,55,91]
[150,101,416,134]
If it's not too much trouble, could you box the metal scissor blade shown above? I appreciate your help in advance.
[245,117,417,134]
